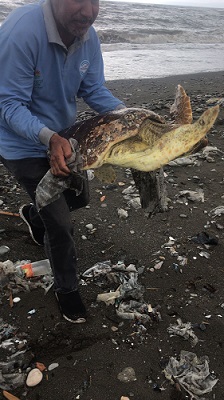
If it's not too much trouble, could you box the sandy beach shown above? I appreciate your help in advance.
[0,71,224,400]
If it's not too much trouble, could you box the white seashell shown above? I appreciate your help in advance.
[13,297,21,303]
[48,362,59,371]
[26,368,43,387]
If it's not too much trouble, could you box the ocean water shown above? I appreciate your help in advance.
[1,0,224,81]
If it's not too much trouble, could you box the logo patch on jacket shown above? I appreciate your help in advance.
[79,60,90,76]
[34,69,43,88]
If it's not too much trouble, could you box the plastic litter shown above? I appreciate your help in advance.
[167,318,199,347]
[191,232,218,245]
[164,350,218,400]
[35,138,84,210]
[209,206,224,217]
[15,259,52,278]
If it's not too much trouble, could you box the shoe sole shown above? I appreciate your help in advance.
[63,314,86,324]
[19,205,43,246]
[55,292,86,324]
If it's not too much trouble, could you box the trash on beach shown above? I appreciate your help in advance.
[168,145,223,167]
[26,368,43,387]
[85,260,161,323]
[35,362,47,372]
[117,367,137,383]
[177,189,204,203]
[97,287,121,305]
[82,261,112,279]
[209,206,224,218]
[2,390,21,400]
[164,350,218,400]
[0,260,54,295]
[35,138,84,210]
[116,301,161,322]
[117,208,129,219]
[191,232,218,245]
[167,318,199,347]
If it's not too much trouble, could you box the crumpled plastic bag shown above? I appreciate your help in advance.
[164,350,218,400]
[167,318,199,347]
[36,138,84,210]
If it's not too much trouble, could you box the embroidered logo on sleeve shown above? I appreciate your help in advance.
[34,69,43,88]
[79,60,90,76]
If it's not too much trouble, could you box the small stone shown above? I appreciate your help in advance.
[117,367,136,382]
[86,223,93,230]
[13,297,21,304]
[26,368,43,387]
[179,214,188,218]
[0,245,10,255]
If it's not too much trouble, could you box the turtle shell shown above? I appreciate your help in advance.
[60,108,165,168]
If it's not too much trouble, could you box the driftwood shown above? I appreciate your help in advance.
[131,168,168,216]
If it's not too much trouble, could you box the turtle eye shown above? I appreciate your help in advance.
[199,119,205,126]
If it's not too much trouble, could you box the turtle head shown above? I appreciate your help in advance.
[196,105,219,131]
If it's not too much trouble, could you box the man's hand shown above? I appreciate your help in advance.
[49,134,72,176]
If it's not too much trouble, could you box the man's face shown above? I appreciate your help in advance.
[51,0,99,39]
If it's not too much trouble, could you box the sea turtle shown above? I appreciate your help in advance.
[61,85,219,183]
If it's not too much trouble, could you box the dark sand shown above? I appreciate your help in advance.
[0,71,224,400]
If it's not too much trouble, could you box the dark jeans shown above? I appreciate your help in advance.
[0,156,90,293]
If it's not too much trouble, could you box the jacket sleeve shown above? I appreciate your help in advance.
[0,24,45,143]
[77,34,125,114]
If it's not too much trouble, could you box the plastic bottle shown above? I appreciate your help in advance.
[15,259,52,278]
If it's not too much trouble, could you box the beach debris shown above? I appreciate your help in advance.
[117,367,137,383]
[82,260,112,279]
[177,189,204,203]
[164,350,218,400]
[120,397,130,400]
[0,319,30,390]
[168,145,223,166]
[0,211,20,217]
[84,260,161,323]
[117,208,129,219]
[191,232,218,245]
[199,251,210,259]
[26,368,43,387]
[2,391,20,400]
[35,362,47,372]
[167,318,199,347]
[209,206,224,218]
[97,287,121,305]
[0,259,54,295]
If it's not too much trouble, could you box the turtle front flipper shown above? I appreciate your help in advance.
[170,85,193,124]
[94,164,117,183]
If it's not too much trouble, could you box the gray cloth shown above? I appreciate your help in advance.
[36,139,84,211]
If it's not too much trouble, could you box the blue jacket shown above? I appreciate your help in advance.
[0,0,124,159]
